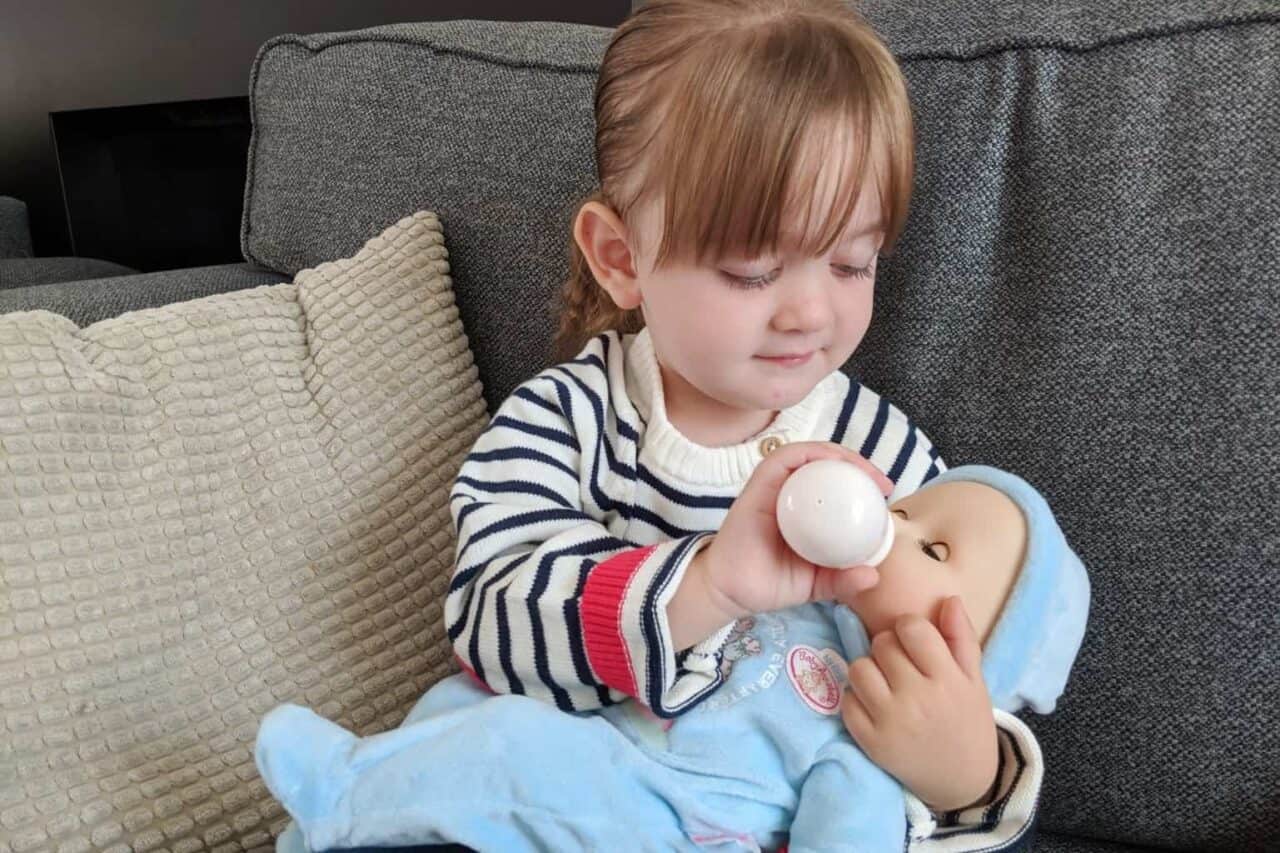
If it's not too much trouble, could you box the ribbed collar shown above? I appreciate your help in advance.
[622,326,840,487]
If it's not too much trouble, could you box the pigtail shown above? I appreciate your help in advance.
[552,192,644,362]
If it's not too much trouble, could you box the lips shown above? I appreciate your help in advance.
[757,351,815,366]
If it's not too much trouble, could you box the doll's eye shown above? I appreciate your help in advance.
[920,541,950,561]
[892,508,908,519]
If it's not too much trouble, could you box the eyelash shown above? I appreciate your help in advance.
[892,509,946,561]
[721,262,876,290]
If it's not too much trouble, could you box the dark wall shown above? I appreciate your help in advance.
[0,1,628,258]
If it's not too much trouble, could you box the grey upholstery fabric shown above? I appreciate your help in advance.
[0,195,34,258]
[241,20,606,416]
[0,256,137,290]
[1032,833,1158,853]
[0,262,290,326]
[849,11,1280,851]
[240,5,1279,850]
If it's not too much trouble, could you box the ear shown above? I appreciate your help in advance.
[573,200,643,310]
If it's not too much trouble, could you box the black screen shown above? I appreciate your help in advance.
[49,96,251,272]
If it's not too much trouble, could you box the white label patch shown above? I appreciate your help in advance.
[787,644,843,715]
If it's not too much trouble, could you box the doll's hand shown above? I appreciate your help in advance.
[840,597,999,812]
[694,442,890,622]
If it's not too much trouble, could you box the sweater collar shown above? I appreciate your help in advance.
[622,326,839,487]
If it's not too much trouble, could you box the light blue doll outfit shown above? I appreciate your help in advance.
[256,465,1091,853]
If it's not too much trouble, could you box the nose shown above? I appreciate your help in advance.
[770,268,830,335]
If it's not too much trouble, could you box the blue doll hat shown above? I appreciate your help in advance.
[921,465,1091,714]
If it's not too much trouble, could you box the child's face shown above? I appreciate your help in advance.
[629,170,885,416]
[848,481,1027,646]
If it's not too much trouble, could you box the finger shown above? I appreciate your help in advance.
[832,565,880,601]
[893,613,953,680]
[870,629,920,692]
[846,656,892,717]
[937,596,985,681]
[834,449,894,497]
[840,689,876,745]
[811,564,879,603]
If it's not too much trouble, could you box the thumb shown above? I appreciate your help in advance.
[939,596,984,680]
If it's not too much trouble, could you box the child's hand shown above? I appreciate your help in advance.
[695,441,890,621]
[840,597,1000,812]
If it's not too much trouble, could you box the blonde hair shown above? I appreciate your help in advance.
[554,0,916,361]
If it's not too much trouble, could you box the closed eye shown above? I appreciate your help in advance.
[920,540,950,561]
[832,262,875,281]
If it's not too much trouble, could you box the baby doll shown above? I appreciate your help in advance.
[256,465,1090,853]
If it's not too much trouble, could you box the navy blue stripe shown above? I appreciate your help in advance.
[830,381,861,444]
[564,557,599,692]
[495,585,523,695]
[527,536,633,712]
[930,727,1027,843]
[548,366,635,522]
[513,386,563,419]
[492,415,578,451]
[550,366,637,478]
[452,507,588,591]
[859,396,890,460]
[640,533,723,718]
[455,540,529,653]
[637,463,734,510]
[629,505,704,540]
[454,499,490,529]
[454,475,572,509]
[886,425,917,485]
[465,446,578,482]
[540,374,575,431]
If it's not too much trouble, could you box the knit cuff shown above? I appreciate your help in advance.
[906,708,1042,851]
[581,532,727,715]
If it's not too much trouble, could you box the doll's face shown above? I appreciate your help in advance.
[848,481,1027,645]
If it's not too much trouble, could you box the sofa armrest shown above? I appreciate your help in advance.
[0,196,34,259]
[0,261,290,326]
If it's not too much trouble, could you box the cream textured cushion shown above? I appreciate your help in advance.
[0,211,488,852]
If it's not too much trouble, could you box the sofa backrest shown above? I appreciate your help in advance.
[240,3,1280,849]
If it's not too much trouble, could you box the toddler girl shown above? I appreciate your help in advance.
[262,0,1052,849]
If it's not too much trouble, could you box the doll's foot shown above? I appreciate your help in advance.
[255,703,356,824]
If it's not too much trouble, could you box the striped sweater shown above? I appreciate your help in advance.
[446,327,1041,851]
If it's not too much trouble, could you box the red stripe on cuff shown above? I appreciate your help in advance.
[581,545,658,699]
[454,655,496,694]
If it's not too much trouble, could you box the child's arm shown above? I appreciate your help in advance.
[446,362,730,718]
[834,387,1041,849]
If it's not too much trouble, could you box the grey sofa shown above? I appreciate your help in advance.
[0,196,138,289]
[1,1,1276,851]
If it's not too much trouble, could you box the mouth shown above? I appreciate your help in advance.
[755,350,815,367]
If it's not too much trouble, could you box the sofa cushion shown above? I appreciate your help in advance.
[0,196,34,259]
[241,20,608,417]
[0,257,138,291]
[0,211,488,851]
[0,263,291,327]
[239,7,1279,850]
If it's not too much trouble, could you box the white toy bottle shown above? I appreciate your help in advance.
[776,459,895,569]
